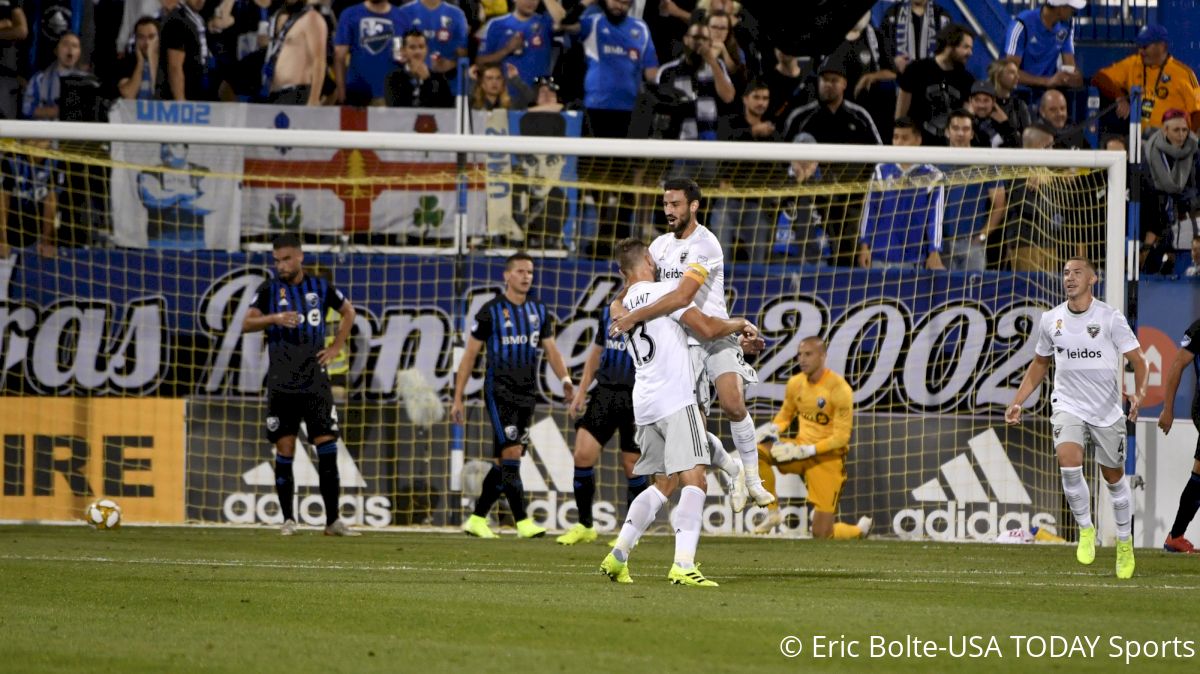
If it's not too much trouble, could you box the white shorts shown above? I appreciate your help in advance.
[689,335,759,412]
[1051,410,1127,469]
[633,404,710,477]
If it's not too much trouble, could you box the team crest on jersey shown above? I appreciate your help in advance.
[529,312,539,327]
[278,288,288,306]
[1087,323,1100,339]
[1056,29,1067,42]
[679,250,688,265]
[505,425,518,440]
[1183,335,1193,348]
[1053,426,1061,438]
[266,416,280,432]
[817,397,826,409]
[305,292,320,308]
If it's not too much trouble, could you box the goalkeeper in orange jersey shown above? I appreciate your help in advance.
[753,335,871,539]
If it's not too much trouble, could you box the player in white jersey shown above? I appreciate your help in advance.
[1006,257,1147,579]
[609,177,776,514]
[600,238,759,587]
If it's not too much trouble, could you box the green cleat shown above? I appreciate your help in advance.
[515,518,547,539]
[462,514,498,539]
[1115,540,1136,579]
[600,553,632,583]
[668,564,719,587]
[556,523,598,545]
[1076,525,1096,565]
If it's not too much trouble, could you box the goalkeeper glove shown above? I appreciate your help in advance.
[770,442,816,463]
[754,422,781,445]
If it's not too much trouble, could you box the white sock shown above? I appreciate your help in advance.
[707,432,740,478]
[1060,466,1093,529]
[729,416,762,488]
[672,485,705,568]
[614,485,668,559]
[1106,478,1132,541]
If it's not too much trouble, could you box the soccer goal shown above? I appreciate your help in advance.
[0,110,1126,541]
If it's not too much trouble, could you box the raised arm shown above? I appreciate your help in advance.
[678,306,754,342]
[610,276,701,336]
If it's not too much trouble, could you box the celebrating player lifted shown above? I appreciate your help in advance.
[610,178,774,512]
[600,239,760,587]
[1006,257,1147,579]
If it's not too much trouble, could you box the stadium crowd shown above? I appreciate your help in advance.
[1,0,1199,272]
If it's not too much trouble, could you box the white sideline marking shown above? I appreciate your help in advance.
[3,554,1198,591]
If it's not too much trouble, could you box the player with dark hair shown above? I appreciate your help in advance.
[243,233,358,536]
[451,252,574,539]
[610,177,774,514]
[1158,316,1200,552]
[1007,256,1147,578]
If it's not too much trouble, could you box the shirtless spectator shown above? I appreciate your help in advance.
[262,0,328,105]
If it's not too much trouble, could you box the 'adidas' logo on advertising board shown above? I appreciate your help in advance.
[893,429,1056,541]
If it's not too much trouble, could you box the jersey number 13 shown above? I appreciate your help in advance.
[627,322,656,367]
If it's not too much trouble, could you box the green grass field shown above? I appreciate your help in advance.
[1,525,1198,673]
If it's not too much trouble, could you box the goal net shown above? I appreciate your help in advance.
[0,106,1125,541]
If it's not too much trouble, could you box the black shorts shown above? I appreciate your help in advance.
[265,385,339,444]
[485,388,533,457]
[1193,414,1200,462]
[575,385,638,454]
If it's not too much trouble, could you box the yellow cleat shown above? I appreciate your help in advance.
[1076,525,1096,565]
[462,514,499,539]
[1115,540,1136,579]
[668,564,719,587]
[515,517,547,539]
[600,553,633,583]
[556,523,598,545]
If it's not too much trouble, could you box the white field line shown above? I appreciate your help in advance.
[3,553,1198,591]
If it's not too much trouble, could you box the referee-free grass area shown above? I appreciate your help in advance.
[1,526,1198,673]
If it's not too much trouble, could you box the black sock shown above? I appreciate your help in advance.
[473,465,504,518]
[626,475,648,518]
[501,459,528,521]
[573,466,596,527]
[1170,471,1200,538]
[316,441,340,526]
[275,455,295,522]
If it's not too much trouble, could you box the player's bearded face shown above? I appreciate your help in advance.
[274,247,302,282]
[663,191,694,234]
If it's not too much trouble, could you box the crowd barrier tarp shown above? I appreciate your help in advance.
[5,250,1069,415]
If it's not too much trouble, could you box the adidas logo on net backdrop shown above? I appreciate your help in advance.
[223,423,392,527]
[892,429,1057,541]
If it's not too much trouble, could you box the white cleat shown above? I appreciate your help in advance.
[731,464,749,513]
[324,520,361,537]
[856,516,873,539]
[280,519,297,536]
[748,483,777,508]
[753,510,783,535]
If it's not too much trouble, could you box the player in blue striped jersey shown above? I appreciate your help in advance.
[243,234,358,537]
[557,303,642,545]
[451,252,574,539]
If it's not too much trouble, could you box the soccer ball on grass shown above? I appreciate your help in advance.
[85,499,122,530]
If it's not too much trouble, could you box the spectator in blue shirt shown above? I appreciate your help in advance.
[334,0,404,106]
[478,0,562,93]
[1003,0,1084,90]
[22,32,86,119]
[562,0,658,138]
[858,117,945,270]
[397,0,469,95]
[1,142,62,259]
